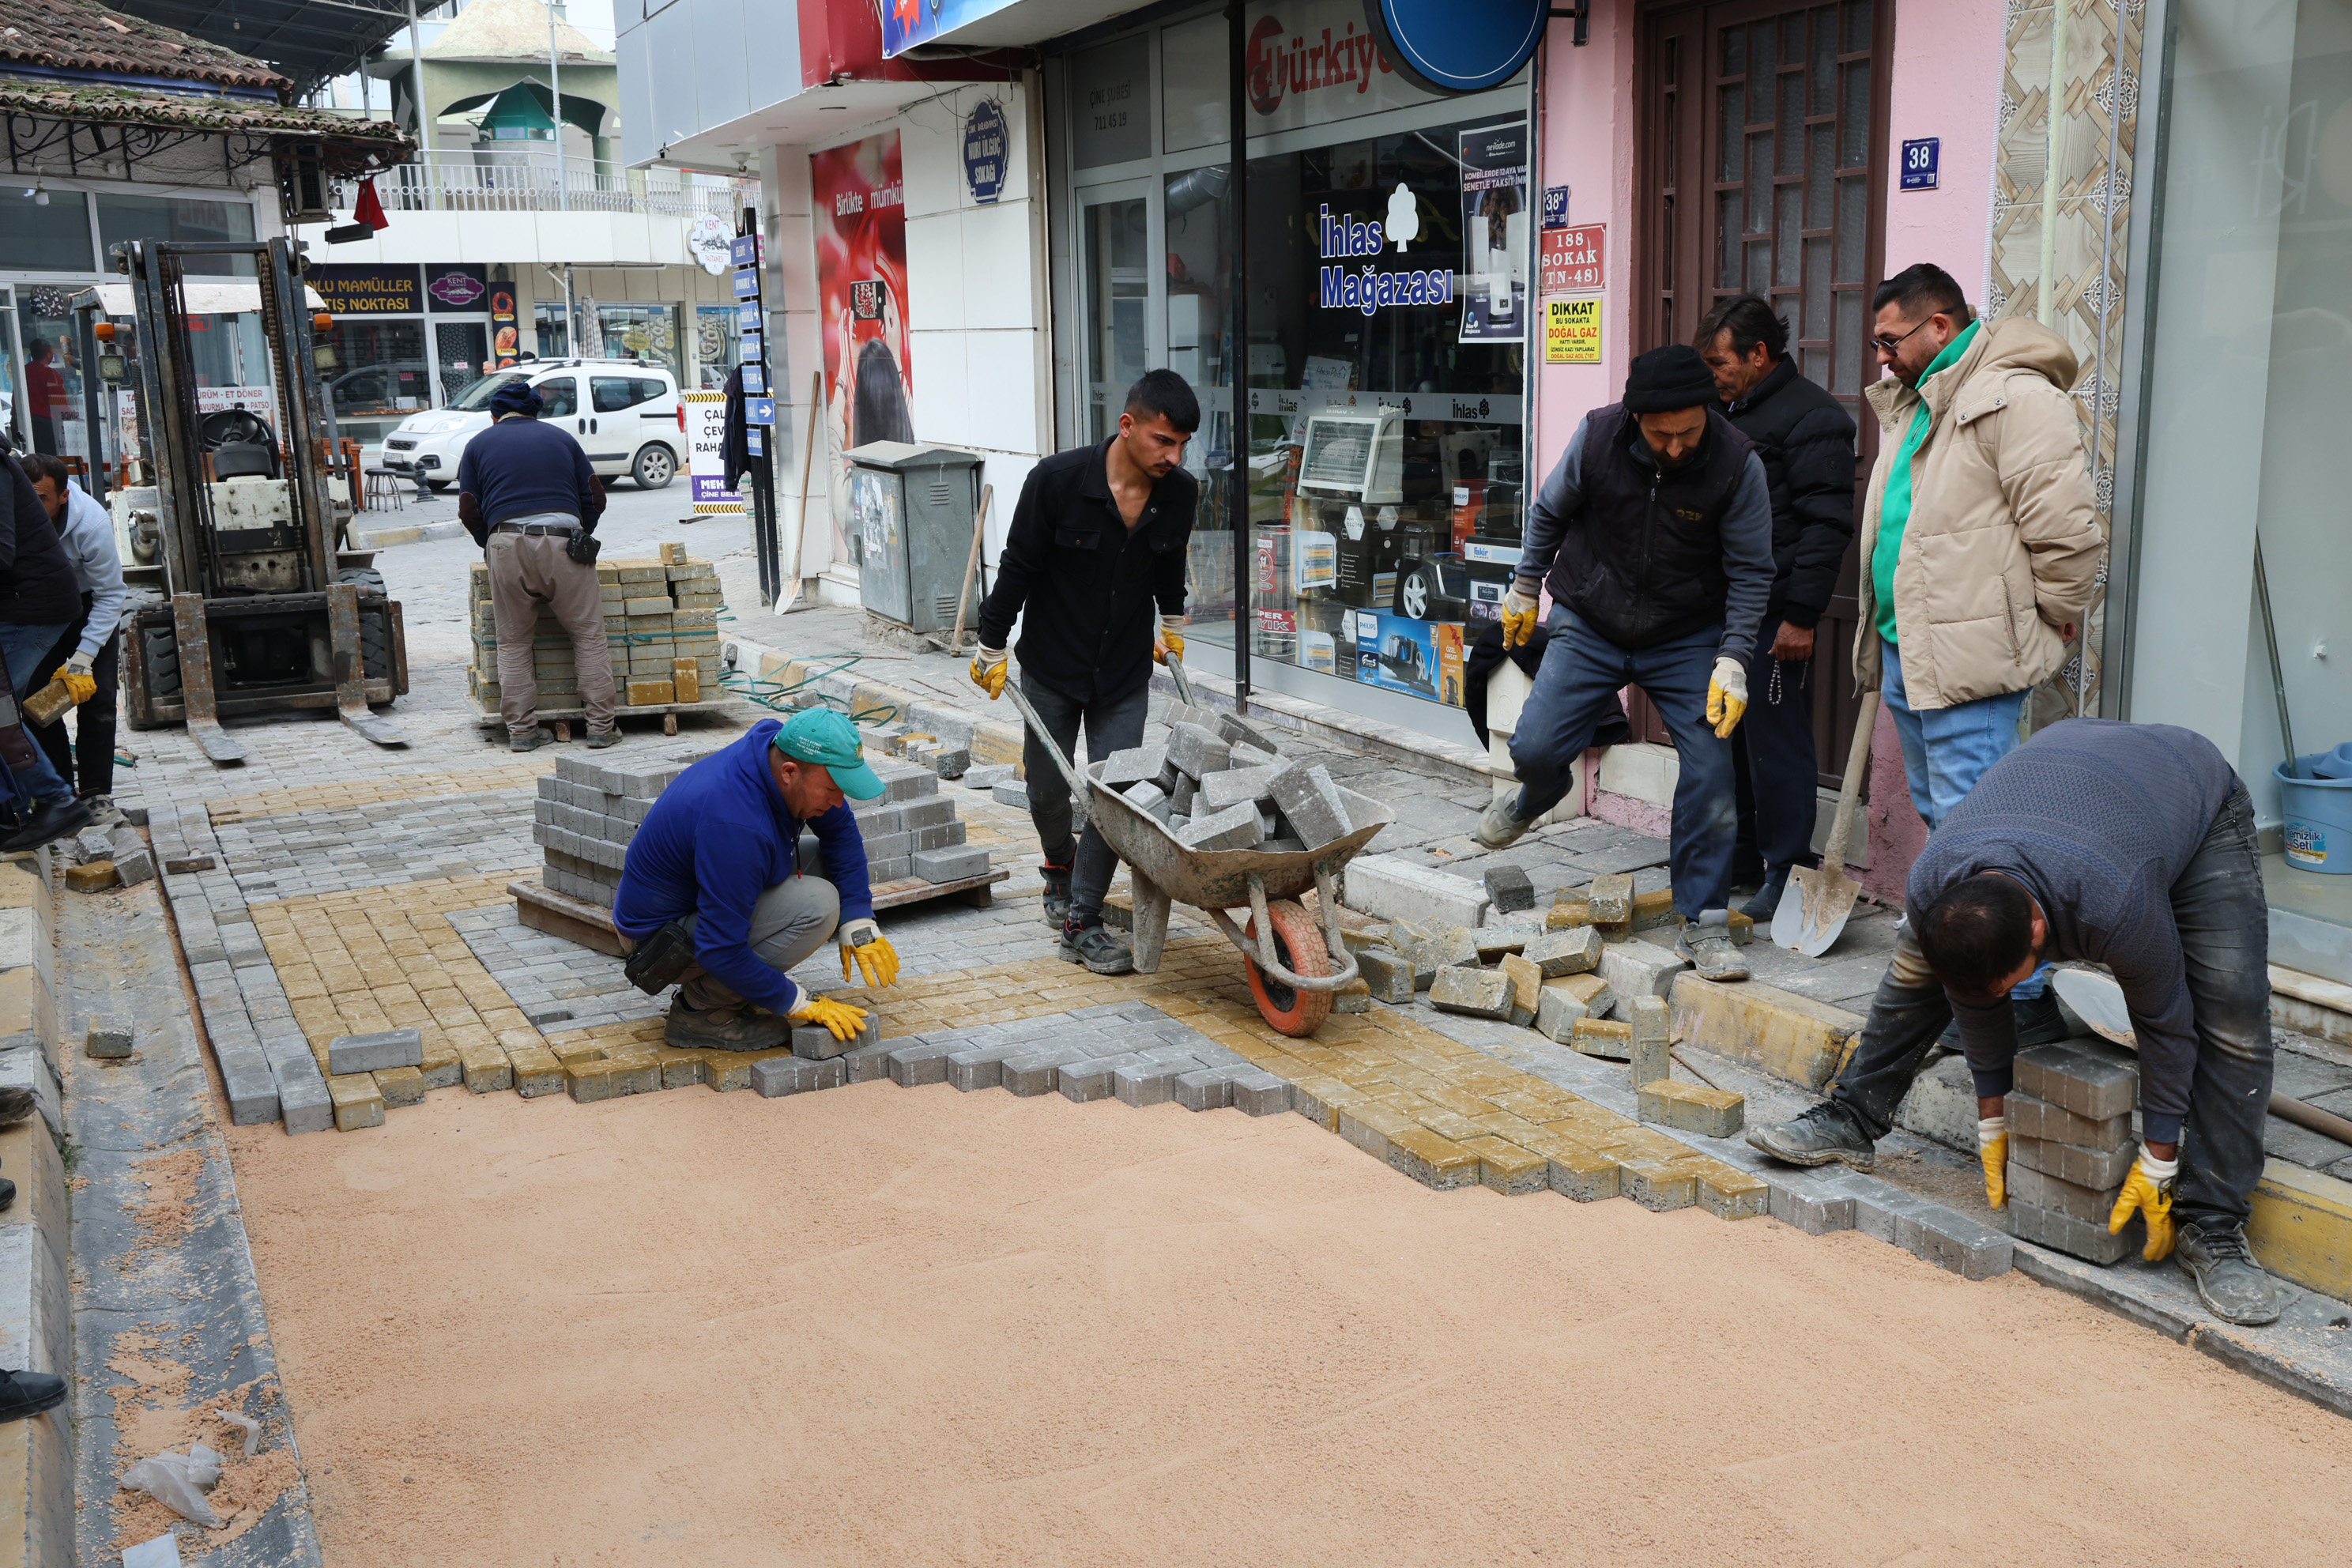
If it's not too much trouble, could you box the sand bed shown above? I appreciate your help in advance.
[225,1081,2352,1566]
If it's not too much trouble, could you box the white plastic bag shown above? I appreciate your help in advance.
[213,1410,262,1458]
[120,1443,227,1528]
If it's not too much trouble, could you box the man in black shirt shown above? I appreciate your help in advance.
[1695,295,1858,920]
[972,370,1197,974]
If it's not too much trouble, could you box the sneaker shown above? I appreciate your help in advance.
[2174,1222,2282,1325]
[1039,863,1073,929]
[1059,918,1134,975]
[0,1369,64,1423]
[585,728,621,749]
[0,797,91,854]
[1475,792,1536,851]
[662,997,790,1053]
[509,726,555,753]
[1740,865,1792,922]
[1676,916,1750,982]
[2011,990,2072,1047]
[1747,1100,1877,1171]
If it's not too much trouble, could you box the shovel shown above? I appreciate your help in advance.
[1773,690,1881,957]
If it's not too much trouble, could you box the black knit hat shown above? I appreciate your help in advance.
[1623,345,1719,413]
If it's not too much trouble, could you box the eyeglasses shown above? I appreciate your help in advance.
[1872,315,1939,354]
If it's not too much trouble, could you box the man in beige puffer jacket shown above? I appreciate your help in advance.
[1856,263,2105,1042]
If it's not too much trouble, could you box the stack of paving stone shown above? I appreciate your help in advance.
[469,541,725,716]
[2004,1038,2144,1263]
[1102,700,1359,854]
[532,744,991,908]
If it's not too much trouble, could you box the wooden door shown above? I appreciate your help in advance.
[1627,0,1891,786]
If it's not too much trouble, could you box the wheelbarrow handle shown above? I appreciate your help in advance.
[1163,651,1196,708]
[998,662,1091,830]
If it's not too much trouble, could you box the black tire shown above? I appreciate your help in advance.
[424,479,451,493]
[336,565,389,598]
[337,567,394,684]
[126,619,179,731]
[631,443,677,489]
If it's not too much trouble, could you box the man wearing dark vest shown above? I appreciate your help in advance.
[1483,345,1776,982]
[1695,294,1858,922]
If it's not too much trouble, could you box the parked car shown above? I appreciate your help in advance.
[376,359,684,491]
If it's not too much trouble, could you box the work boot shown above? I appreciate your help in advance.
[1740,865,1792,922]
[1039,862,1074,929]
[2174,1222,2282,1325]
[662,997,790,1053]
[585,728,621,749]
[1475,792,1536,851]
[1676,911,1750,982]
[1060,917,1133,976]
[0,1370,64,1423]
[2011,990,2073,1048]
[1747,1099,1877,1171]
[0,1086,32,1129]
[509,726,555,753]
[0,797,90,854]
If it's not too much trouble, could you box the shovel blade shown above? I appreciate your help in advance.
[1773,864,1860,957]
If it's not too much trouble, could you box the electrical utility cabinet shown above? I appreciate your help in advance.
[845,441,983,635]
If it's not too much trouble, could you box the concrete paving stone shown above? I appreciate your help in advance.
[1430,965,1512,1020]
[1524,925,1601,977]
[1767,1170,1859,1234]
[887,1039,956,1087]
[1637,1079,1744,1137]
[2005,1087,2134,1152]
[1114,1061,1178,1107]
[217,1046,280,1125]
[1357,947,1414,1004]
[1482,863,1536,914]
[1173,1068,1233,1111]
[2015,1040,2140,1125]
[913,845,992,880]
[1344,854,1491,930]
[1164,723,1231,779]
[84,1017,133,1058]
[753,1055,846,1097]
[1059,1054,1136,1102]
[328,1028,424,1075]
[1228,1069,1294,1116]
[1473,923,1541,960]
[2008,1161,2127,1223]
[1197,767,1280,813]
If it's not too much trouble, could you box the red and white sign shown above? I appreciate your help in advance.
[1541,223,1605,296]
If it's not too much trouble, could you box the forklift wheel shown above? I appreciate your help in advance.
[123,620,180,732]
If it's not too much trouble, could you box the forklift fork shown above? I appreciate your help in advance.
[170,593,245,766]
[328,582,406,748]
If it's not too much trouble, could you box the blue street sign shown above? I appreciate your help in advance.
[746,397,775,427]
[963,99,1008,205]
[741,331,763,363]
[732,266,760,300]
[741,364,766,396]
[1363,0,1547,96]
[729,234,760,268]
[746,427,764,458]
[1901,137,1940,191]
[737,302,760,333]
[1541,185,1570,229]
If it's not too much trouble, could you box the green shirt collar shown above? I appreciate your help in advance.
[1918,318,1981,390]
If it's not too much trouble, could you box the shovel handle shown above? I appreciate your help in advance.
[1821,691,1879,873]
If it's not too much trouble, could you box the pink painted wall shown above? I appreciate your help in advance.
[1532,6,1638,466]
[1881,0,2006,307]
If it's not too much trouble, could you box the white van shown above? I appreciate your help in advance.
[378,359,684,491]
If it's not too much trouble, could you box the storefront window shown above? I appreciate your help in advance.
[94,194,255,276]
[326,319,432,443]
[593,303,682,378]
[13,288,91,466]
[0,196,96,273]
[693,303,739,388]
[534,302,571,358]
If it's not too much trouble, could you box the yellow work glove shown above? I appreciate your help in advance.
[2109,1148,2178,1262]
[1977,1116,2008,1210]
[1155,616,1185,665]
[837,917,899,989]
[52,660,95,708]
[1706,654,1749,739]
[789,992,869,1042]
[1500,586,1540,650]
[970,646,1008,700]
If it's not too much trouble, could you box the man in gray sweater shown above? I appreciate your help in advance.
[1748,719,2279,1325]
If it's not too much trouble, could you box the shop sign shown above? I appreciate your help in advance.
[1901,137,1940,191]
[682,391,744,514]
[1541,185,1569,228]
[1069,36,1150,169]
[305,265,420,315]
[688,213,733,277]
[1317,202,1452,314]
[490,287,518,368]
[1545,296,1601,364]
[1231,0,1435,137]
[1363,0,1547,96]
[963,99,1008,204]
[1540,222,1604,294]
[425,262,488,311]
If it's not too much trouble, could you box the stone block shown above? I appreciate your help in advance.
[2004,1087,2134,1152]
[70,829,108,863]
[1114,1061,1178,1107]
[1571,1017,1633,1061]
[2008,1162,2124,1223]
[1057,1056,1126,1102]
[217,1046,278,1126]
[887,1040,956,1087]
[326,1072,385,1132]
[1619,1157,1698,1211]
[83,1017,132,1058]
[63,861,115,893]
[1547,892,1592,929]
[992,778,1031,811]
[1230,1069,1293,1116]
[1535,972,1615,1043]
[2008,1197,2137,1265]
[1333,976,1370,1014]
[752,1055,846,1097]
[1498,953,1543,1028]
[965,763,1016,790]
[1124,781,1172,821]
[1356,948,1414,1004]
[113,847,156,887]
[1168,772,1197,816]
[1268,763,1352,849]
[1101,744,1170,790]
[1596,939,1688,1006]
[2015,1039,2139,1122]
[2008,1130,2139,1191]
[270,1057,334,1136]
[1668,974,1862,1091]
[1630,997,1672,1086]
[912,822,968,851]
[1464,1135,1551,1196]
[1694,1163,1772,1220]
[901,797,958,828]
[1473,922,1541,960]
[1388,1127,1483,1189]
[1213,709,1283,756]
[1896,1205,2015,1280]
[1390,922,1476,986]
[1484,864,1537,914]
[327,1027,423,1075]
[1895,1052,1981,1155]
[914,845,992,881]
[1174,1068,1233,1112]
[1198,766,1280,814]
[1769,1174,1856,1234]
[1587,873,1635,923]
[1164,722,1231,778]
[1429,965,1513,1020]
[375,1065,426,1108]
[1524,925,1601,977]
[626,677,677,705]
[1344,854,1490,929]
[1176,802,1263,852]
[1637,1080,1745,1137]
[1537,1140,1621,1201]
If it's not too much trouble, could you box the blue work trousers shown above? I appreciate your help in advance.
[0,623,71,809]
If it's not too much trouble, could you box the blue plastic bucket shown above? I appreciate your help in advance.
[2277,758,2352,873]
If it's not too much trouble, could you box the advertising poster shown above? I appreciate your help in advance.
[489,286,518,368]
[1457,121,1528,343]
[1546,296,1601,364]
[1350,610,1445,701]
[682,391,744,515]
[811,132,913,574]
[882,0,1021,57]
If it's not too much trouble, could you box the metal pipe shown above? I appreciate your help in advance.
[2038,0,2069,325]
[406,0,429,209]
[1227,0,1250,715]
[2272,1091,2352,1149]
[2075,24,2127,720]
[548,0,568,212]
[2256,537,2298,775]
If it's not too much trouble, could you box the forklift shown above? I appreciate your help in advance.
[104,236,408,763]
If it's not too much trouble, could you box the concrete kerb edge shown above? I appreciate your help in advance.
[0,843,69,1568]
[346,517,468,550]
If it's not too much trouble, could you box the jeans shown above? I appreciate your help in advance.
[1830,785,2273,1231]
[1510,608,1736,918]
[0,622,72,808]
[1733,616,1821,877]
[677,833,838,1013]
[1020,671,1149,927]
[1881,639,2047,997]
[36,604,118,797]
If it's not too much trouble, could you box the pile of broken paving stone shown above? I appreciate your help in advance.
[1101,700,1355,854]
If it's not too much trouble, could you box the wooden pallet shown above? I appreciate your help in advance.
[473,697,741,738]
[510,865,1011,957]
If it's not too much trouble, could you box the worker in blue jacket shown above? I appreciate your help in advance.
[613,708,902,1050]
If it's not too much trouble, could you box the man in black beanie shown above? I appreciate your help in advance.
[1483,344,1776,982]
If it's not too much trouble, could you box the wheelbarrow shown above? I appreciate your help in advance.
[1001,658,1393,1037]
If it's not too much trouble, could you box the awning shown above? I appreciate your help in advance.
[444,79,607,140]
[78,281,330,316]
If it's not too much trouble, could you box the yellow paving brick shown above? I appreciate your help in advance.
[326,1072,385,1131]
[1692,1161,1770,1219]
[1458,1135,1551,1196]
[1387,1127,1482,1189]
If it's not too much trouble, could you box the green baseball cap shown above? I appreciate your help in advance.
[772,707,885,801]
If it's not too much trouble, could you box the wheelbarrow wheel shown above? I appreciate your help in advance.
[1242,899,1332,1038]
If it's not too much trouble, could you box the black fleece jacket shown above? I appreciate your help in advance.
[1721,358,1857,629]
[0,451,82,627]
